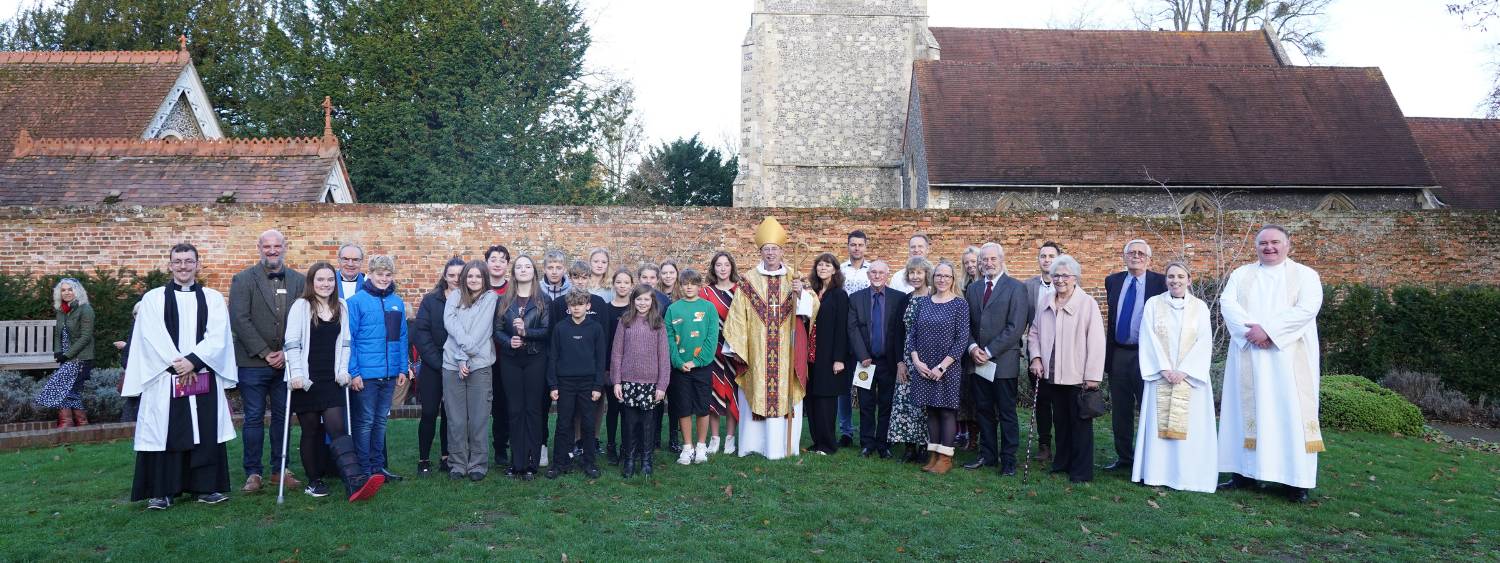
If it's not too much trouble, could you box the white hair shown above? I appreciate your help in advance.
[53,278,89,310]
[338,242,365,258]
[1050,255,1082,278]
[1122,239,1151,256]
[979,241,1005,257]
[259,229,286,245]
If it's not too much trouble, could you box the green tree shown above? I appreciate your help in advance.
[622,135,737,207]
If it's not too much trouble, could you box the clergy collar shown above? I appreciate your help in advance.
[757,263,788,276]
[340,271,361,282]
[169,281,201,292]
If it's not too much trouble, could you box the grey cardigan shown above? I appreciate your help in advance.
[443,290,499,371]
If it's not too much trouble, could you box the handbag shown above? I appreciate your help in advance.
[1076,386,1109,420]
[620,381,658,409]
[173,370,212,398]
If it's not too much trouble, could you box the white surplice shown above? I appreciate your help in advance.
[1217,259,1324,488]
[122,286,238,451]
[1132,293,1217,493]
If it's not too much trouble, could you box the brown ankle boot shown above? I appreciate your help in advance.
[73,409,88,426]
[931,445,955,474]
[920,444,940,472]
[57,409,74,428]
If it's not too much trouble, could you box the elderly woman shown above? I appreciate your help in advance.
[1132,261,1218,492]
[889,257,933,463]
[1027,255,1105,483]
[34,278,95,427]
[904,260,971,474]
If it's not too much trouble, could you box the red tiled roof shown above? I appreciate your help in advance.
[1407,117,1500,210]
[0,50,189,156]
[912,61,1437,189]
[929,27,1284,66]
[0,135,347,205]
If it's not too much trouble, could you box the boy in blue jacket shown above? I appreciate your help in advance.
[346,255,409,482]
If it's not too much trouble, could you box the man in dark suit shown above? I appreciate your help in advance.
[962,243,1029,475]
[1103,239,1167,471]
[229,229,307,493]
[1022,241,1061,461]
[846,260,908,458]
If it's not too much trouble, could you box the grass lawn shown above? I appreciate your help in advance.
[2,415,1496,562]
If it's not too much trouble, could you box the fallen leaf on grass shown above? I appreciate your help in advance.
[896,546,906,553]
[811,549,824,555]
[1442,498,1456,503]
[561,553,568,562]
[920,510,930,515]
[1348,512,1361,518]
[737,471,749,479]
[1080,524,1092,534]
[1368,475,1377,482]
[1146,499,1160,509]
[723,485,733,499]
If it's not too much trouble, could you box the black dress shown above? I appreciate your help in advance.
[291,319,343,413]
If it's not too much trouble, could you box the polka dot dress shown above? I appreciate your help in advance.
[905,296,970,410]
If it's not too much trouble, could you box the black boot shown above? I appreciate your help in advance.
[639,450,654,477]
[1218,473,1258,491]
[330,435,384,502]
[1285,485,1311,503]
[621,455,636,478]
[607,442,620,465]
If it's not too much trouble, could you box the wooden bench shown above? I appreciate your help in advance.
[0,320,58,371]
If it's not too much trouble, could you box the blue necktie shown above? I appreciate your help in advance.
[871,290,885,358]
[1117,277,1137,345]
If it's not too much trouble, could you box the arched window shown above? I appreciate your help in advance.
[1091,197,1118,213]
[1175,191,1218,215]
[1315,192,1357,212]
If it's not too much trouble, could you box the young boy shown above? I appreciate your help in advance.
[665,270,720,465]
[546,290,608,478]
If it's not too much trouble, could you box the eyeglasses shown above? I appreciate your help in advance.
[1052,273,1076,280]
[1124,251,1149,258]
[170,259,198,267]
[933,274,954,279]
[340,257,363,263]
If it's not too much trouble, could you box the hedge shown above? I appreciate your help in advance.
[1320,284,1500,401]
[0,269,168,369]
[1319,374,1425,435]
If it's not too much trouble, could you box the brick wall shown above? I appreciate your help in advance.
[1,204,1496,308]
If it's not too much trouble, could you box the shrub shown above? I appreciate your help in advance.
[1320,374,1424,435]
[1383,370,1500,425]
[80,368,125,422]
[0,371,43,424]
[0,268,170,369]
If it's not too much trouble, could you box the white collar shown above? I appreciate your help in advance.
[757,263,788,276]
[841,260,867,270]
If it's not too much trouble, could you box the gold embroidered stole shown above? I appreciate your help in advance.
[1151,295,1201,440]
[1235,264,1325,453]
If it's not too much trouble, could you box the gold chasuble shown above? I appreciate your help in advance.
[723,217,818,418]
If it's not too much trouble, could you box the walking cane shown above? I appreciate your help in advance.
[276,383,293,505]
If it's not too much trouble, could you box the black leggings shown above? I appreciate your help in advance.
[297,406,347,481]
[926,407,958,447]
[417,367,449,462]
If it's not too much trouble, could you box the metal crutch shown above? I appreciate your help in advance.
[276,382,294,504]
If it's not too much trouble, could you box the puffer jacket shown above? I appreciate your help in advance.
[346,279,409,379]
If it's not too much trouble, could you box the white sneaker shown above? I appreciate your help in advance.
[677,446,694,465]
[707,435,721,454]
[723,436,736,455]
[693,443,708,464]
[539,445,549,467]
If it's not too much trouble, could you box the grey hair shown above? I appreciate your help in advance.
[1050,254,1082,278]
[53,278,89,310]
[258,229,286,245]
[979,241,1004,257]
[338,242,365,259]
[868,259,889,270]
[368,255,395,274]
[1122,239,1151,256]
[1258,224,1291,240]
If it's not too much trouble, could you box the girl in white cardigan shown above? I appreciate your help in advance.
[284,262,384,502]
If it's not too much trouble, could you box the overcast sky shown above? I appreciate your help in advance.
[4,0,1495,150]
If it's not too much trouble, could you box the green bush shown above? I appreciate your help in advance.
[0,268,169,369]
[1320,374,1424,435]
[1320,284,1500,401]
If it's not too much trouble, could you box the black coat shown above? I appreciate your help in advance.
[847,286,909,365]
[411,290,449,375]
[807,288,850,397]
[496,293,554,357]
[1103,270,1168,370]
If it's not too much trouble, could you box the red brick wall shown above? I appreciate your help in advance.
[2,204,1495,307]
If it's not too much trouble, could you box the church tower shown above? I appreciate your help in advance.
[734,0,936,208]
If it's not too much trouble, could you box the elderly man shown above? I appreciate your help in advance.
[724,217,818,460]
[846,260,908,458]
[962,243,1029,475]
[228,229,306,492]
[1023,241,1061,461]
[1218,225,1324,503]
[124,243,237,510]
[335,242,366,300]
[887,233,931,294]
[1102,239,1167,472]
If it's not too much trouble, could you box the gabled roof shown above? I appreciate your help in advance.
[0,133,353,205]
[1407,117,1500,209]
[929,27,1285,67]
[0,50,193,156]
[911,61,1436,189]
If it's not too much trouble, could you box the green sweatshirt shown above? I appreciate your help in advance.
[665,298,718,369]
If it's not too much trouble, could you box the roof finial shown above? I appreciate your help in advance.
[322,96,334,140]
[178,35,187,52]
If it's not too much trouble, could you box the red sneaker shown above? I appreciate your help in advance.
[348,474,385,502]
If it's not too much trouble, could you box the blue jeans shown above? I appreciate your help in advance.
[836,388,855,438]
[238,366,288,476]
[352,377,396,474]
